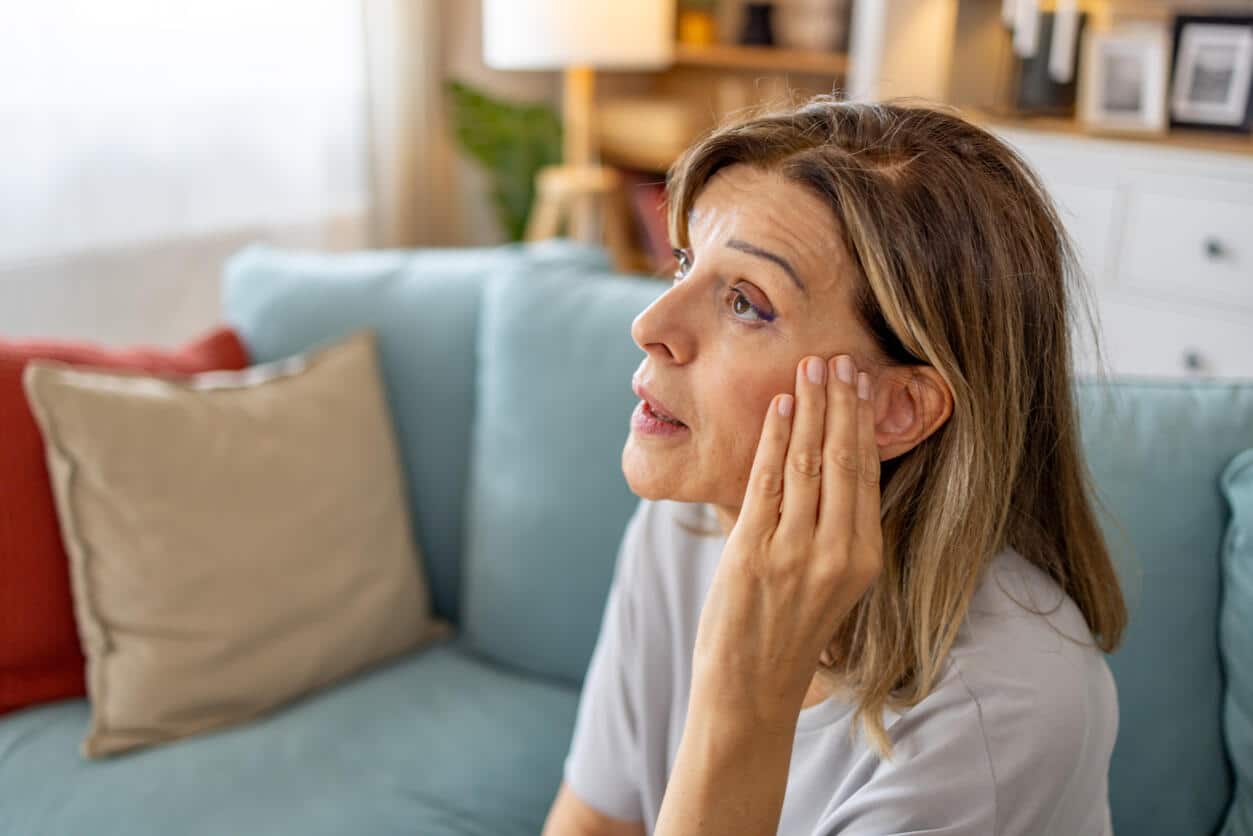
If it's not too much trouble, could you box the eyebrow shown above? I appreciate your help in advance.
[725,238,808,298]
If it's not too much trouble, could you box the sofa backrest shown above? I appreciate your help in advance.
[224,244,1252,836]
[222,241,611,626]
[457,256,666,685]
[1078,381,1252,836]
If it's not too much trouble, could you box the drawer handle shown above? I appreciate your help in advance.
[1182,349,1206,373]
[1203,238,1227,260]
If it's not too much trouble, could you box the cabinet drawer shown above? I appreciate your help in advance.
[1118,187,1253,311]
[1048,182,1119,288]
[1089,296,1253,379]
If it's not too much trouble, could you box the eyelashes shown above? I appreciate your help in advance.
[672,247,691,279]
[670,247,774,324]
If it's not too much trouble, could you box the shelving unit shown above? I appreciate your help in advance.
[590,0,1253,276]
[597,104,1253,176]
[674,42,850,75]
[966,109,1253,160]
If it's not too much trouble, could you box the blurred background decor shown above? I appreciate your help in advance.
[446,81,562,242]
[1078,21,1171,135]
[1168,13,1253,132]
[774,0,853,52]
[1013,9,1090,116]
[0,0,1251,361]
[739,2,777,45]
[0,1,372,344]
[678,0,720,45]
[482,0,674,269]
[0,0,462,345]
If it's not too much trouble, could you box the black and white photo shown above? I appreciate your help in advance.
[1079,23,1170,134]
[1169,14,1253,132]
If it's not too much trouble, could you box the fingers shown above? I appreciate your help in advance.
[740,353,882,577]
[851,370,883,577]
[776,356,829,542]
[814,355,862,550]
[736,392,795,540]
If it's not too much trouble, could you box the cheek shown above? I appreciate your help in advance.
[722,380,788,464]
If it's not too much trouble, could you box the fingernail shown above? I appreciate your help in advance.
[778,394,794,417]
[857,372,872,400]
[806,356,825,385]
[836,355,854,385]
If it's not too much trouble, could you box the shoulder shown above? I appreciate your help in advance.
[949,548,1117,723]
[938,548,1119,832]
[847,547,1118,833]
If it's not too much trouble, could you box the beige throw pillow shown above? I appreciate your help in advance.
[23,331,452,758]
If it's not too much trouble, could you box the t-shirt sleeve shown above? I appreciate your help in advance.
[561,500,648,822]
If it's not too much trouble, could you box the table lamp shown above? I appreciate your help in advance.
[483,0,675,264]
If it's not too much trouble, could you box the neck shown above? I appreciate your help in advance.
[712,504,738,538]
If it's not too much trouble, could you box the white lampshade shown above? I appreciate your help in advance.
[483,0,675,70]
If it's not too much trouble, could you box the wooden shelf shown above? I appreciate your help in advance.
[965,108,1253,161]
[597,104,1253,177]
[599,141,679,175]
[674,42,849,76]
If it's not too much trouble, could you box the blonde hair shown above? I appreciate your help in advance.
[666,96,1127,759]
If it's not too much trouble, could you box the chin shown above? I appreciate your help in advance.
[621,442,682,502]
[621,463,671,502]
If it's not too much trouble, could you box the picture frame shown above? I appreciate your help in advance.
[1078,23,1170,136]
[1168,14,1253,133]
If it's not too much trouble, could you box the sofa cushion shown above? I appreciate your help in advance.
[0,638,577,836]
[1077,380,1253,836]
[1220,448,1253,836]
[461,259,664,685]
[23,332,451,758]
[222,241,610,627]
[0,327,249,718]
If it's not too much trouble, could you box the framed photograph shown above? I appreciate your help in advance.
[1078,23,1170,135]
[1169,14,1253,133]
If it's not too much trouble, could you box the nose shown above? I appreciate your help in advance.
[631,281,697,364]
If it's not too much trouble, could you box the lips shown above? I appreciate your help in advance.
[632,379,686,426]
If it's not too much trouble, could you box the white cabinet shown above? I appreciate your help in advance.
[1096,297,1253,379]
[1049,181,1120,291]
[1118,178,1253,312]
[990,127,1253,380]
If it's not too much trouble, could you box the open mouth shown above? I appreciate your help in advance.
[643,400,686,427]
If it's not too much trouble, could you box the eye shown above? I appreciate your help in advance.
[671,247,691,281]
[728,288,772,323]
[669,247,774,324]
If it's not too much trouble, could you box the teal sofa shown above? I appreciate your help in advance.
[1,242,1249,836]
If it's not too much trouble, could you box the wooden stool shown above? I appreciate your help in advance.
[524,163,636,272]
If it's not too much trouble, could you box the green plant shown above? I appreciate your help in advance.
[446,79,563,242]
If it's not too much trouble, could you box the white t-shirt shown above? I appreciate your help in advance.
[562,498,1118,836]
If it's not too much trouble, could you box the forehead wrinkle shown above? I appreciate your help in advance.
[688,168,845,297]
[750,221,843,299]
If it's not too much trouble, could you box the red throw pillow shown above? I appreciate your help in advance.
[0,327,250,716]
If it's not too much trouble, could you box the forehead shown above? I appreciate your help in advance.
[687,164,846,295]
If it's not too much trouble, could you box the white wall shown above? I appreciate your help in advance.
[0,217,366,347]
[0,1,557,345]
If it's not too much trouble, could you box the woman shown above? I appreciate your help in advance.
[544,96,1127,836]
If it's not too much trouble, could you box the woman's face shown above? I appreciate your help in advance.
[623,164,886,528]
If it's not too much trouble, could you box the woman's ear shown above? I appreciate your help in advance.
[872,366,953,461]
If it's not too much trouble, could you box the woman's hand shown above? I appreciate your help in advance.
[689,353,884,731]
